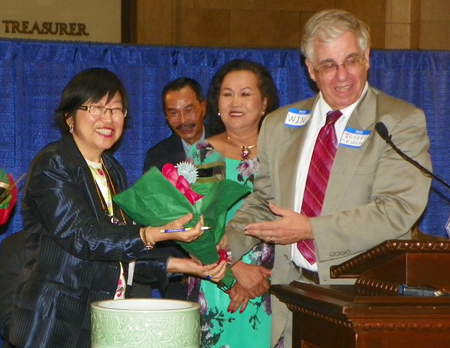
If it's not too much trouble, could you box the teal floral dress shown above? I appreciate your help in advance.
[187,140,274,348]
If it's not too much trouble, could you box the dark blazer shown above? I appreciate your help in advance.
[0,231,30,348]
[10,136,172,348]
[143,133,186,172]
[143,126,210,172]
[0,232,155,348]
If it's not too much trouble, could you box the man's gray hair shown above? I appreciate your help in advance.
[301,9,371,63]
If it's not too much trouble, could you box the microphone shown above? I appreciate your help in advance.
[375,122,390,141]
[375,122,450,191]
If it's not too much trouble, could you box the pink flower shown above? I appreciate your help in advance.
[161,163,203,205]
[218,249,231,263]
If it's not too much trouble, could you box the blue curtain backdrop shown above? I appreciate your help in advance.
[1,40,450,243]
[1,38,450,348]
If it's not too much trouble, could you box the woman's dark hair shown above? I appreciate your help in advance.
[54,68,129,134]
[206,59,280,134]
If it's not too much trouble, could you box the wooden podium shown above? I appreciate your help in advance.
[271,239,450,348]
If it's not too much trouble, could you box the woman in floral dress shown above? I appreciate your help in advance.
[188,59,280,348]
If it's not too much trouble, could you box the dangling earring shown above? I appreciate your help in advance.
[69,124,74,134]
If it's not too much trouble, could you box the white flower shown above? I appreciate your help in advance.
[176,161,198,184]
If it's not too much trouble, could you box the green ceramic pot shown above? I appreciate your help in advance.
[91,299,200,348]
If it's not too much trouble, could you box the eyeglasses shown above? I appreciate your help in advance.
[314,55,365,78]
[166,105,200,122]
[78,105,127,119]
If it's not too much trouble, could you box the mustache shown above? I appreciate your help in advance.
[176,123,196,131]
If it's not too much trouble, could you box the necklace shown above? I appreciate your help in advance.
[90,159,128,225]
[227,135,257,161]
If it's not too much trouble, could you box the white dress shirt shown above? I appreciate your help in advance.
[181,126,206,157]
[292,83,369,271]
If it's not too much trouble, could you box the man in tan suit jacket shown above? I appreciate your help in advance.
[226,9,432,348]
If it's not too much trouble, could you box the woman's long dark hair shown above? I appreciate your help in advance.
[206,59,280,135]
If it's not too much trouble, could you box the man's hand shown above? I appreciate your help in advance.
[244,203,313,244]
[231,261,271,298]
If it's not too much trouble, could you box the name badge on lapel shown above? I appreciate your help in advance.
[340,127,371,148]
[284,108,310,128]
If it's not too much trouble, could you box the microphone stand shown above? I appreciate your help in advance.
[382,133,450,191]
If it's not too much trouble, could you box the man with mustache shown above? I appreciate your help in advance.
[143,77,208,172]
[143,77,208,300]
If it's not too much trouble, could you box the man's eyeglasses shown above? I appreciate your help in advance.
[78,105,127,119]
[314,55,365,78]
[166,105,200,122]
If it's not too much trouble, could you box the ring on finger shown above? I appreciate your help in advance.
[205,273,211,280]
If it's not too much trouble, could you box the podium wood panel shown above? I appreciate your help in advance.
[272,282,450,348]
[272,240,450,347]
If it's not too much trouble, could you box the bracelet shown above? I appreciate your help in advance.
[140,227,155,250]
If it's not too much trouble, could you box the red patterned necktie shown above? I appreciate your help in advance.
[297,110,342,264]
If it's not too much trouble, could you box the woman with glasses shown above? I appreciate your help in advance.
[187,59,279,348]
[6,68,226,348]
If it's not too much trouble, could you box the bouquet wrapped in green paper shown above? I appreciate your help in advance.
[113,162,251,290]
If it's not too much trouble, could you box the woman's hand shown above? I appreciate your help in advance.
[148,214,205,244]
[227,282,251,314]
[231,261,271,298]
[167,257,227,283]
[165,214,205,243]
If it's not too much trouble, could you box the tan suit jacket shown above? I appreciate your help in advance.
[227,86,432,347]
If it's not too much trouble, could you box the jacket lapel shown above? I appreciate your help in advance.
[276,97,318,209]
[271,99,318,259]
[62,137,112,223]
[322,87,378,214]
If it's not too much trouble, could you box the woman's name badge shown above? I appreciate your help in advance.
[340,127,371,148]
[285,108,310,128]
